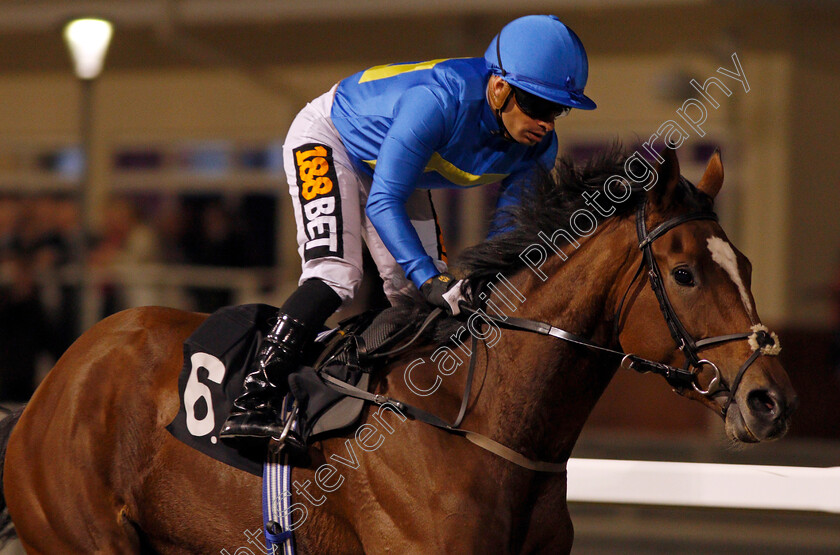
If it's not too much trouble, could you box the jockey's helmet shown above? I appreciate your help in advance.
[484,15,596,111]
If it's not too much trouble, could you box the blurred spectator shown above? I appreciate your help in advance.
[89,198,161,316]
[28,196,79,352]
[181,198,247,312]
[0,196,20,255]
[0,191,288,351]
[240,194,277,267]
[0,247,60,402]
[1,195,78,357]
[49,197,83,350]
[190,200,247,267]
[153,196,187,264]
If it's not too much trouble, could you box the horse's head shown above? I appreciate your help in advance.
[615,147,797,443]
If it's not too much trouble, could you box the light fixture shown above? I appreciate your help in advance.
[63,17,114,332]
[63,18,114,80]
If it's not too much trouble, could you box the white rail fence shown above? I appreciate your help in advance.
[567,458,840,513]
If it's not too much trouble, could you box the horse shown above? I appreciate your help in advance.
[0,146,797,554]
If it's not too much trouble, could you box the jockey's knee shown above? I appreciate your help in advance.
[298,261,363,308]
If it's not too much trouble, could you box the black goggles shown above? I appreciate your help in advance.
[511,86,571,121]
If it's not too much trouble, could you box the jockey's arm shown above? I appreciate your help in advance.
[365,85,452,289]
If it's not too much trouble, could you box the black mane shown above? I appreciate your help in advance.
[456,144,641,289]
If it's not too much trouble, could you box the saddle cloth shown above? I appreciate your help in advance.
[166,304,407,476]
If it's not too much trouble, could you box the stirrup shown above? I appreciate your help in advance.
[268,401,304,454]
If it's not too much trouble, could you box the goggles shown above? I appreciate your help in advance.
[511,86,571,121]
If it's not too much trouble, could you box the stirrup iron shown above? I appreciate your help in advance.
[269,400,303,454]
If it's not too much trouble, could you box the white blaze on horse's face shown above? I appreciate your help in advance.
[706,236,754,319]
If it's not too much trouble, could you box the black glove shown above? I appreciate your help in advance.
[420,272,465,315]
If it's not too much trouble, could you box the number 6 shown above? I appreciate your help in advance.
[184,352,226,437]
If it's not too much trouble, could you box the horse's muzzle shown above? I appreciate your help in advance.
[728,384,799,442]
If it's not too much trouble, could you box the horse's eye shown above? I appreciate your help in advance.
[673,267,695,286]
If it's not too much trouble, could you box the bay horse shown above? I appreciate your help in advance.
[1,146,796,554]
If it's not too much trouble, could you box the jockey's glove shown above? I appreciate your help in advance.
[420,272,466,316]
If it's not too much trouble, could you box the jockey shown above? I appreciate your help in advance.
[220,15,596,444]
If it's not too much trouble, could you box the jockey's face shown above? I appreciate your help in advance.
[488,76,559,146]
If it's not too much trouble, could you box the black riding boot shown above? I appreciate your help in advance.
[219,313,310,443]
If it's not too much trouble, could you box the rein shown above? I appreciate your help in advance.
[320,200,780,473]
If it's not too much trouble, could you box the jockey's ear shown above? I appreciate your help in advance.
[488,76,512,111]
[649,146,681,204]
[697,148,724,200]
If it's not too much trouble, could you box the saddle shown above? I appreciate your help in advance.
[289,306,413,443]
[166,303,419,476]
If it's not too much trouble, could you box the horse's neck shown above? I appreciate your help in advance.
[474,219,636,464]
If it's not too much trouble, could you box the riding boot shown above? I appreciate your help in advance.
[219,313,310,444]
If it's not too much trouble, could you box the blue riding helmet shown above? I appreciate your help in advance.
[485,15,597,110]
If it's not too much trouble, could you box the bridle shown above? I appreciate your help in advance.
[462,199,780,418]
[622,200,780,415]
[317,199,782,472]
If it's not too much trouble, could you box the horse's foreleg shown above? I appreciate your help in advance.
[15,524,142,555]
[518,477,573,555]
[5,456,144,554]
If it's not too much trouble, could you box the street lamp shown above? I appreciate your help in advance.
[63,17,113,332]
[64,18,113,80]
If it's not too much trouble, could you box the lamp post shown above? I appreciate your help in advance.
[64,17,113,333]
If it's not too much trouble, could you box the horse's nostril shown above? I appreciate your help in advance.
[747,389,777,416]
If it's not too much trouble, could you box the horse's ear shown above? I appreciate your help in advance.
[650,147,681,201]
[697,148,724,200]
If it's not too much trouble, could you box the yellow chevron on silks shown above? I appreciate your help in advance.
[358,59,454,83]
[364,153,509,187]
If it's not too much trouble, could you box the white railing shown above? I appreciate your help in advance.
[567,458,840,513]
